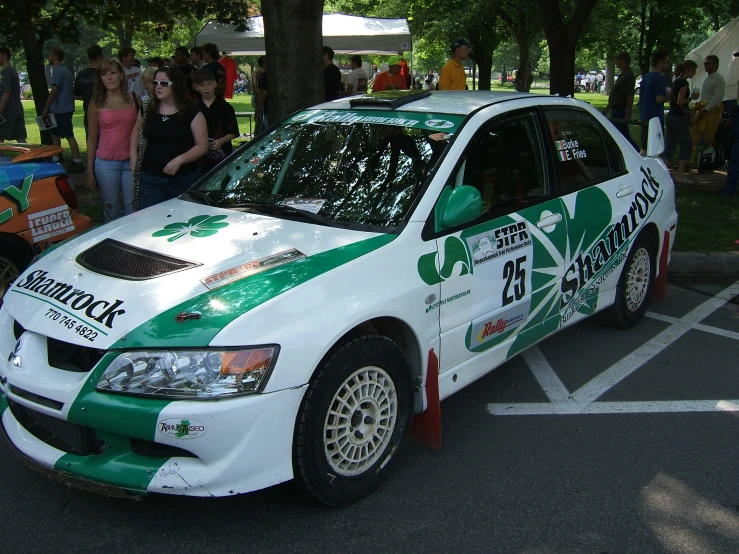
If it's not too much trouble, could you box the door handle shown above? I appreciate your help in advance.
[536,213,562,229]
[616,186,633,198]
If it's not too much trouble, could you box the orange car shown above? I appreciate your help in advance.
[0,144,93,300]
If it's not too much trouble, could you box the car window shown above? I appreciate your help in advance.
[542,108,624,193]
[449,110,549,222]
[193,110,463,230]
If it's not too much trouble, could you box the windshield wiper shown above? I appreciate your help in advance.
[229,202,330,225]
[181,189,218,207]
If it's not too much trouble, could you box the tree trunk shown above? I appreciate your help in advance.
[604,47,615,95]
[538,0,599,96]
[474,52,493,90]
[548,39,577,96]
[262,0,324,125]
[514,36,532,92]
[15,0,51,144]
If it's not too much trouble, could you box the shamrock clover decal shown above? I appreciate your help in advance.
[151,215,229,242]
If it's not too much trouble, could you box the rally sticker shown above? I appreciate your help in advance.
[429,132,451,141]
[280,198,326,214]
[27,205,74,243]
[425,119,455,129]
[468,300,531,350]
[200,249,306,290]
[158,418,207,440]
[465,221,532,267]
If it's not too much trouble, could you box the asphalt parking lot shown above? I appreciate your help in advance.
[1,275,738,554]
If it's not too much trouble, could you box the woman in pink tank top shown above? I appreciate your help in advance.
[86,59,140,221]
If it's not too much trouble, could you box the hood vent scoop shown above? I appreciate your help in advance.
[76,238,202,280]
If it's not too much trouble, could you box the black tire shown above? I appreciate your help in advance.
[603,233,656,329]
[293,332,414,506]
[0,235,34,304]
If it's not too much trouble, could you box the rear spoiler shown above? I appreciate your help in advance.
[0,143,64,163]
[645,117,665,158]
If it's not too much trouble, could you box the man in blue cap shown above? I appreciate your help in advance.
[438,39,470,90]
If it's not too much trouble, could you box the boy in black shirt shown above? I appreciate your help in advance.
[73,44,103,137]
[193,69,239,173]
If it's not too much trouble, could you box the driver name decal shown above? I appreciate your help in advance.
[555,139,587,161]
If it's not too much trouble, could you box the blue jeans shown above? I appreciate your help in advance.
[94,158,133,222]
[139,170,201,209]
[610,107,639,151]
[664,114,692,162]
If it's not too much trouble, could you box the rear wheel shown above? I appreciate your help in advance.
[0,236,34,303]
[293,332,413,506]
[603,233,656,329]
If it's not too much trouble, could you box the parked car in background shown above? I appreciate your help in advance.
[0,144,93,301]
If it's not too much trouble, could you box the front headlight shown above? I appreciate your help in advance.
[96,346,278,399]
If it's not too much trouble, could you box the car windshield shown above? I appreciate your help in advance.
[191,109,465,229]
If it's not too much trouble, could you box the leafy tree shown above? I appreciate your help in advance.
[497,0,543,91]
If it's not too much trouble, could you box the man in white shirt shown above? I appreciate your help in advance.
[119,46,144,97]
[344,55,368,96]
[691,54,726,160]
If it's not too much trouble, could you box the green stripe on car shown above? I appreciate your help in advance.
[114,234,395,348]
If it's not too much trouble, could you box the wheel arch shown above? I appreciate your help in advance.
[0,231,35,257]
[642,222,660,262]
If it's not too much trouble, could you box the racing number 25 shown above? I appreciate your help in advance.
[502,255,526,306]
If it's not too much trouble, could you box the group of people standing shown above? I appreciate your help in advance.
[603,49,734,195]
[77,43,238,221]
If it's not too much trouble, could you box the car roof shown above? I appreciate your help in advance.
[311,90,541,116]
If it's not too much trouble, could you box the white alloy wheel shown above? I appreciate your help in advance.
[625,248,651,312]
[323,365,398,476]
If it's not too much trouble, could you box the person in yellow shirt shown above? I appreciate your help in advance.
[438,39,471,90]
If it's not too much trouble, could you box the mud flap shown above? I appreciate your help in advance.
[652,230,670,302]
[410,348,441,451]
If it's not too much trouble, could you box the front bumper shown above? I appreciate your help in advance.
[0,384,307,497]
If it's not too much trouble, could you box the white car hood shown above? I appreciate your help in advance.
[5,199,383,349]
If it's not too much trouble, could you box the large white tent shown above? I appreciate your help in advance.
[686,15,739,101]
[195,14,412,56]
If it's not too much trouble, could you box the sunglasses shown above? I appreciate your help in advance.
[153,79,173,87]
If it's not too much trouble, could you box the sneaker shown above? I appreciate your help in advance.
[66,161,84,173]
[673,176,693,185]
[716,186,736,196]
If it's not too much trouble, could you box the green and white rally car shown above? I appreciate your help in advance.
[0,91,677,505]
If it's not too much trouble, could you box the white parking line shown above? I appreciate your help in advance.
[488,400,739,416]
[522,347,571,403]
[488,279,739,416]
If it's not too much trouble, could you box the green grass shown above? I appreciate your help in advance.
[674,185,739,251]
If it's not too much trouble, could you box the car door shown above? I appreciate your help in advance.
[432,109,571,372]
[535,107,639,334]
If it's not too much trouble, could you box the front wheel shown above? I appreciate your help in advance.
[603,233,656,329]
[293,332,413,506]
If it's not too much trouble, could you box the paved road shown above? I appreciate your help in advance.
[2,276,738,554]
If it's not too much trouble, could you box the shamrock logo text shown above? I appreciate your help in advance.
[152,215,229,242]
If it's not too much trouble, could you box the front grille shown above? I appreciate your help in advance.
[8,399,105,456]
[9,385,64,410]
[76,238,201,280]
[47,337,105,373]
[13,319,25,340]
[130,439,197,459]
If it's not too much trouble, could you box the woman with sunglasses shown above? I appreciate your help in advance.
[130,66,208,209]
[86,58,140,221]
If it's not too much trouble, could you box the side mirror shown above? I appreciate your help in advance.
[645,116,665,157]
[437,185,482,229]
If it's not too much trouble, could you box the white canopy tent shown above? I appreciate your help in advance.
[686,15,739,101]
[195,14,412,56]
